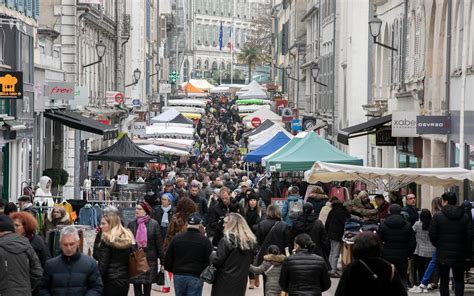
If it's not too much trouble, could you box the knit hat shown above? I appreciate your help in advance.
[187,213,202,225]
[0,215,15,232]
[389,204,402,215]
[161,193,175,203]
[139,201,153,215]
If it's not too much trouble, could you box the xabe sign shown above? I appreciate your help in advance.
[416,116,451,134]
[391,111,418,137]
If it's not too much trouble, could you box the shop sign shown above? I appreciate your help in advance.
[391,111,418,137]
[416,116,451,134]
[150,103,161,112]
[160,83,172,94]
[376,128,396,146]
[132,99,141,106]
[131,121,146,136]
[281,107,293,123]
[291,119,302,131]
[45,82,75,101]
[0,72,23,99]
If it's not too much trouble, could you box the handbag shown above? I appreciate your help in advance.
[128,248,150,278]
[200,264,216,284]
[156,268,165,286]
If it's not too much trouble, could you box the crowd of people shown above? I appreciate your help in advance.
[0,94,473,296]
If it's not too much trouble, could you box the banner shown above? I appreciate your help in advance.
[391,111,418,137]
[416,116,451,134]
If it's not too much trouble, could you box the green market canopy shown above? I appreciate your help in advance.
[265,132,363,172]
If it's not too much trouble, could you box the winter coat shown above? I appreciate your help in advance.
[0,232,43,296]
[93,234,133,294]
[253,218,289,265]
[245,207,262,230]
[189,194,209,224]
[164,228,213,277]
[429,204,472,267]
[413,221,435,258]
[207,199,230,245]
[279,249,331,296]
[210,235,254,296]
[281,195,304,226]
[352,197,378,219]
[250,254,285,296]
[292,213,330,259]
[335,257,408,296]
[307,194,329,219]
[377,201,390,221]
[402,205,420,226]
[43,211,70,237]
[318,202,332,225]
[38,251,103,296]
[30,234,51,268]
[258,186,273,207]
[128,218,164,284]
[377,214,416,265]
[150,205,175,238]
[325,202,351,242]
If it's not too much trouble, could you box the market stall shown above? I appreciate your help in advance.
[248,126,293,151]
[139,144,191,157]
[243,119,277,138]
[145,125,195,139]
[245,131,292,162]
[150,108,194,125]
[242,106,282,127]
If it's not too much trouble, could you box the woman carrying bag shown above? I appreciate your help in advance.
[210,213,257,296]
[94,213,134,296]
[128,201,165,296]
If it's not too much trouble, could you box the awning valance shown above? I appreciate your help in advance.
[45,109,118,140]
[337,114,392,145]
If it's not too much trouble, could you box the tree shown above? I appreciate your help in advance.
[246,4,273,64]
[237,44,262,82]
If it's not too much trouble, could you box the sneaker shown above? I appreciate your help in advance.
[426,283,437,290]
[408,285,425,293]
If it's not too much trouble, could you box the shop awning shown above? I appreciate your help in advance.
[45,109,118,140]
[245,131,292,163]
[337,114,392,145]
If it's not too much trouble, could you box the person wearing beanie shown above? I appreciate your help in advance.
[127,201,164,296]
[164,213,213,296]
[0,215,43,296]
[377,203,416,288]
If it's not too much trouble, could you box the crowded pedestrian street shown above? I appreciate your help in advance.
[2,0,474,296]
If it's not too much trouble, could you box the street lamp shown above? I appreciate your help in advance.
[369,16,397,51]
[311,65,328,87]
[150,63,161,77]
[83,40,106,68]
[285,65,298,81]
[125,68,141,87]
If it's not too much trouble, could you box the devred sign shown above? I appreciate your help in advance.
[251,117,262,128]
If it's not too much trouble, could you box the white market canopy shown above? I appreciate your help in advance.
[134,138,195,150]
[239,104,269,114]
[150,108,194,125]
[168,99,207,108]
[209,86,230,93]
[162,106,206,114]
[243,106,282,127]
[305,161,474,191]
[248,123,290,142]
[189,79,215,91]
[239,80,265,92]
[139,144,191,156]
[238,81,268,99]
[145,125,195,139]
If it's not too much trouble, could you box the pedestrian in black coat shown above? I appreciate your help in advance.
[210,213,257,296]
[207,187,232,246]
[257,183,273,207]
[325,200,351,275]
[94,214,134,296]
[279,233,331,296]
[335,232,407,296]
[149,193,175,239]
[429,192,472,296]
[306,186,329,219]
[402,193,419,226]
[377,204,416,288]
[189,185,209,224]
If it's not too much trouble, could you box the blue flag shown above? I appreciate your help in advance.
[219,22,223,51]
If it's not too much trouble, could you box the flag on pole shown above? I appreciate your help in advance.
[227,27,233,50]
[219,22,223,51]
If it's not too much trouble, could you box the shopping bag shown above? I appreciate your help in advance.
[153,270,172,293]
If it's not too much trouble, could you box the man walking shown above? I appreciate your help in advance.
[429,192,471,296]
[0,215,43,296]
[39,226,103,295]
[402,193,419,226]
[282,186,304,226]
[189,184,209,224]
[165,213,213,296]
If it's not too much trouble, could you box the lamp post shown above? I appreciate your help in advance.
[125,68,141,87]
[83,40,106,68]
[369,16,397,51]
[311,65,328,87]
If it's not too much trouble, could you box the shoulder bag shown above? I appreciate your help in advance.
[200,264,216,284]
[129,248,150,278]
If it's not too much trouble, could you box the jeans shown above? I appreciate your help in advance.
[413,255,431,285]
[174,274,204,296]
[329,240,342,273]
[439,264,464,296]
[421,250,437,286]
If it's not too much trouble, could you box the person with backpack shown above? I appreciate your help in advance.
[281,186,304,227]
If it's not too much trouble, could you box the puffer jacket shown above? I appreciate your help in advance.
[292,213,330,259]
[307,194,329,218]
[38,251,103,296]
[429,204,472,266]
[93,234,133,291]
[253,218,289,265]
[0,232,43,296]
[250,254,285,296]
[279,249,331,296]
[377,214,416,265]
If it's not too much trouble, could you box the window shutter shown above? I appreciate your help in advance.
[34,0,39,19]
[404,17,411,80]
[6,0,14,8]
[16,0,24,13]
[25,0,32,17]
[414,12,421,76]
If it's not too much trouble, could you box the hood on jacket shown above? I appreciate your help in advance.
[287,195,301,202]
[308,193,329,201]
[102,233,134,249]
[39,176,52,192]
[0,232,30,254]
[384,214,408,228]
[294,213,318,233]
[47,210,70,223]
[263,254,285,264]
[441,204,466,220]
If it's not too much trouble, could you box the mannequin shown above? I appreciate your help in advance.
[34,175,55,209]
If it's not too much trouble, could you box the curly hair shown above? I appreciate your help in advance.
[10,211,37,235]
[174,197,198,221]
[163,197,198,252]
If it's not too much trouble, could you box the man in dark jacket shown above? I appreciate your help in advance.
[374,194,390,221]
[402,193,419,226]
[429,192,471,296]
[165,213,213,296]
[257,182,273,207]
[325,199,352,276]
[207,186,232,246]
[307,186,329,219]
[189,184,209,224]
[377,204,416,288]
[39,226,103,296]
[0,215,43,296]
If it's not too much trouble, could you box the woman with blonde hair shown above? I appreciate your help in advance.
[210,213,257,296]
[94,213,135,296]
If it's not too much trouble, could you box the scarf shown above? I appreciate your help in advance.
[161,205,172,227]
[135,215,150,248]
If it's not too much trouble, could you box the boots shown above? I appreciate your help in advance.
[254,275,260,287]
[249,279,255,289]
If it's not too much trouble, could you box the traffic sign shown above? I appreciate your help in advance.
[114,92,124,104]
[282,107,293,123]
[160,83,171,94]
[132,99,140,106]
[251,117,262,128]
[291,119,302,131]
